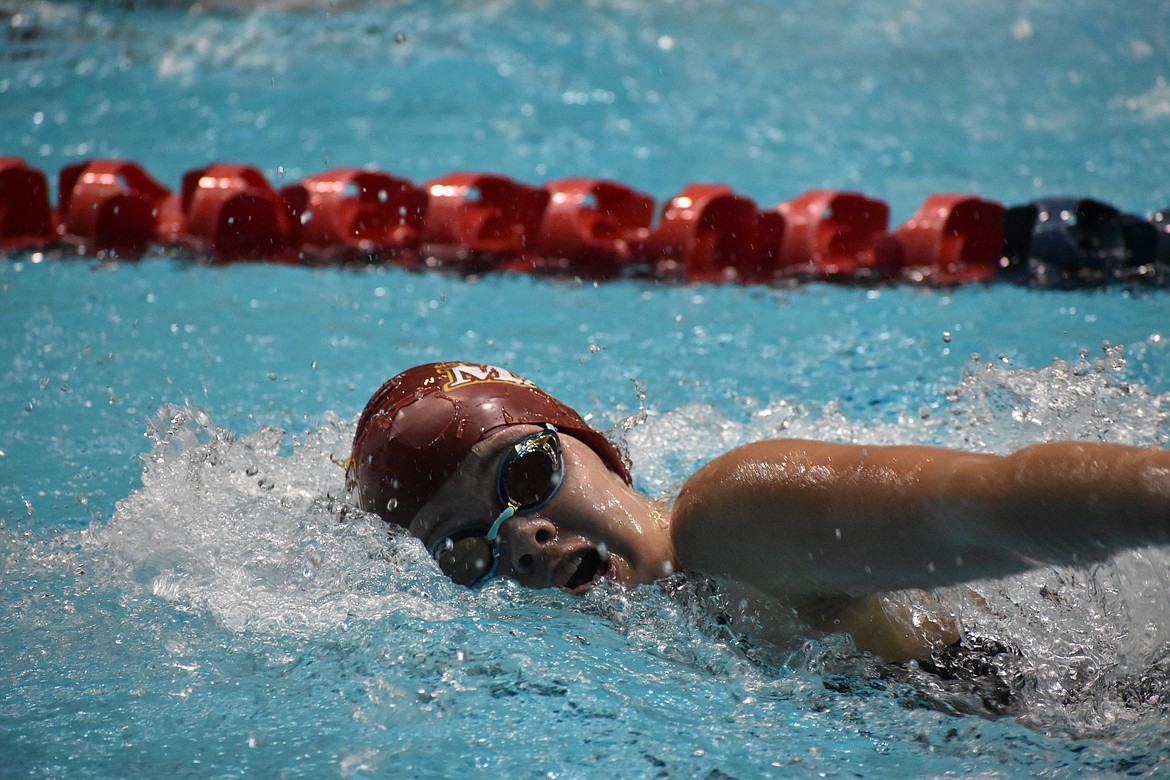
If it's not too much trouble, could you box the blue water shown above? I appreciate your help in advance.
[4,1,1170,777]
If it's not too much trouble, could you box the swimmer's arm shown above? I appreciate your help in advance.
[670,439,1170,598]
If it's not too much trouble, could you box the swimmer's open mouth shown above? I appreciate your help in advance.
[561,548,608,593]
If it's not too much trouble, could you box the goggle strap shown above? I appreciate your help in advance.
[485,504,515,542]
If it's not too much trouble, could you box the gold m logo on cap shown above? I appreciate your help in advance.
[439,363,535,391]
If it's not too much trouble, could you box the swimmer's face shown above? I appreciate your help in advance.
[409,425,676,593]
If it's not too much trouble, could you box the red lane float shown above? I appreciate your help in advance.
[281,168,427,264]
[648,184,783,284]
[0,157,54,250]
[420,172,549,269]
[891,194,1005,284]
[168,163,294,262]
[9,155,1163,287]
[58,159,171,257]
[776,190,892,279]
[532,178,655,278]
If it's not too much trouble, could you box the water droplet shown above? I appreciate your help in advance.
[942,331,952,343]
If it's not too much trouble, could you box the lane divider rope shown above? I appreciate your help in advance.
[1,156,1167,287]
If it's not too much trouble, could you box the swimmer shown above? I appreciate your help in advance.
[348,362,1170,661]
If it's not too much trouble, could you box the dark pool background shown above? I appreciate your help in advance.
[3,1,1170,777]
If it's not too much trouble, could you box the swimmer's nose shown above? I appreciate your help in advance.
[501,515,558,585]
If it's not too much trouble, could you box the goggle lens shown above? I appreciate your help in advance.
[434,533,496,586]
[430,427,565,588]
[499,431,563,511]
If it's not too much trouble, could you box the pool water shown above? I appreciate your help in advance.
[4,1,1170,777]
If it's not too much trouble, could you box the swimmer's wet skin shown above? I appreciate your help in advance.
[351,362,1170,661]
[348,362,673,591]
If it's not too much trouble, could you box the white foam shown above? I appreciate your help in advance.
[61,346,1170,734]
[619,344,1170,731]
[626,344,1169,502]
[87,404,463,636]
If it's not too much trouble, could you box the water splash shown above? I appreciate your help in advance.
[942,344,1170,452]
[626,343,1169,501]
[622,344,1170,735]
[21,345,1170,750]
[89,403,460,635]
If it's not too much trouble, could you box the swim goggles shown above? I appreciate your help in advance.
[429,425,565,587]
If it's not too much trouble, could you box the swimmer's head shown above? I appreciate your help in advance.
[349,362,630,529]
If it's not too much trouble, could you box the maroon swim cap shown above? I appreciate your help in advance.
[349,362,631,528]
